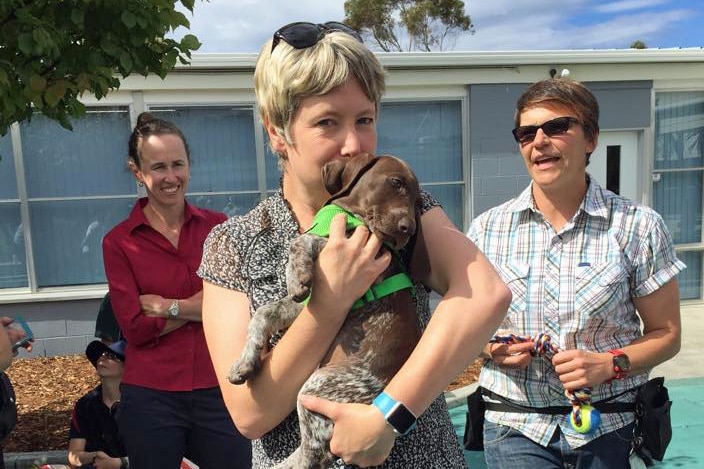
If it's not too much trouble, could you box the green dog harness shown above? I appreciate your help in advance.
[302,204,415,310]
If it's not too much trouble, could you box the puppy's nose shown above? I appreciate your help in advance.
[397,217,415,234]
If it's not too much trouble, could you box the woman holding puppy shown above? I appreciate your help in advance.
[199,22,511,468]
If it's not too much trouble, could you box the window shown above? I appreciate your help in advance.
[0,133,25,288]
[653,92,704,300]
[149,106,262,217]
[19,108,134,287]
[377,101,464,228]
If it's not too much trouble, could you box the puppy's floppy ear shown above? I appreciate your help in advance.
[322,159,348,196]
[322,153,377,199]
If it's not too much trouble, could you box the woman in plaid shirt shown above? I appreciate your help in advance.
[468,78,685,469]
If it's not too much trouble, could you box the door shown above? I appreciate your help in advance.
[589,131,640,202]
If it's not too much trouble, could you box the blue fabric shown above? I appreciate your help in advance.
[483,420,634,469]
[116,384,251,469]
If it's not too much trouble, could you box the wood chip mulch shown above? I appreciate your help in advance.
[0,355,482,453]
[3,355,98,453]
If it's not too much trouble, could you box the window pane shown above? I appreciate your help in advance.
[187,193,261,218]
[677,251,702,300]
[20,108,134,197]
[425,184,463,229]
[652,171,703,244]
[264,138,281,191]
[654,92,704,170]
[377,101,463,183]
[0,203,27,288]
[0,134,18,199]
[29,199,134,287]
[150,107,258,192]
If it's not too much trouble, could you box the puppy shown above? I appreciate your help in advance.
[229,153,422,469]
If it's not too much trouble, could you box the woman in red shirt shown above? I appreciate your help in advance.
[102,113,251,469]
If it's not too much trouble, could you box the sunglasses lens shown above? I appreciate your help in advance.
[323,22,363,41]
[275,22,321,49]
[513,117,575,144]
[272,21,362,52]
[542,117,571,136]
[513,127,537,144]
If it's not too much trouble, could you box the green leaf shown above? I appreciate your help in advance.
[119,52,134,73]
[44,82,68,106]
[180,0,196,12]
[71,9,85,25]
[17,33,33,55]
[121,11,137,29]
[180,34,201,51]
[29,74,47,92]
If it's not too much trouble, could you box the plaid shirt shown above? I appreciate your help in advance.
[467,176,685,448]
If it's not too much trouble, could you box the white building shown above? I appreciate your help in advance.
[1,49,702,355]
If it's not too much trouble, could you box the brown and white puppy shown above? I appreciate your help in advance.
[229,154,423,469]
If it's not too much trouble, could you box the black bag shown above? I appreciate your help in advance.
[0,372,17,441]
[463,386,486,451]
[633,377,672,465]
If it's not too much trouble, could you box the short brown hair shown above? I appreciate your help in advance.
[515,78,599,160]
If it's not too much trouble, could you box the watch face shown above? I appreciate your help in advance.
[386,403,417,435]
[613,354,631,372]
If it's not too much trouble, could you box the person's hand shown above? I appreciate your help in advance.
[487,341,534,368]
[139,294,169,317]
[309,214,391,316]
[552,349,613,390]
[1,316,33,354]
[93,450,121,469]
[299,394,396,468]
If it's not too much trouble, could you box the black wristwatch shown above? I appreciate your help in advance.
[372,392,417,436]
[608,349,631,380]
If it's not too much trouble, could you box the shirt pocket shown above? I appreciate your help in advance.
[495,261,530,319]
[575,262,629,317]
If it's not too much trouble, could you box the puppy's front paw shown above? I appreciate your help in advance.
[289,280,311,303]
[228,357,260,385]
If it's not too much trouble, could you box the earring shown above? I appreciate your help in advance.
[137,181,144,187]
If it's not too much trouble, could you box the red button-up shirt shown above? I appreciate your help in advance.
[102,198,227,391]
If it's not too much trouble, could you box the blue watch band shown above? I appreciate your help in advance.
[372,391,417,436]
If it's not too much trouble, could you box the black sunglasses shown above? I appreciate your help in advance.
[512,116,580,144]
[271,21,363,52]
[98,350,122,362]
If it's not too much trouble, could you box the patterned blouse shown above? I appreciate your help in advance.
[198,189,467,469]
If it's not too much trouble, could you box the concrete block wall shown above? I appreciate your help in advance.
[0,298,102,357]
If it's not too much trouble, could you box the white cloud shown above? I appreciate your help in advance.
[181,0,348,52]
[178,0,700,53]
[596,0,670,14]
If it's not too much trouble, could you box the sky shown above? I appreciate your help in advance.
[177,0,703,54]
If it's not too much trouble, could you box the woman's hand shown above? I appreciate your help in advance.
[486,341,534,368]
[552,349,613,390]
[139,294,170,317]
[309,214,391,315]
[93,450,122,469]
[299,394,396,468]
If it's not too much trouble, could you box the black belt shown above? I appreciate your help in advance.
[481,388,635,415]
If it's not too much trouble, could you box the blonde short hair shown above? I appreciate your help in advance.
[255,31,386,149]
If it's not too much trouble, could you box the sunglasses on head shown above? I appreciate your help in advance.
[512,116,580,145]
[271,21,363,52]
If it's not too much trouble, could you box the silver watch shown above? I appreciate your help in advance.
[167,300,180,318]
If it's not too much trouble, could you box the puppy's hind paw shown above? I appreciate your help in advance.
[227,358,260,385]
